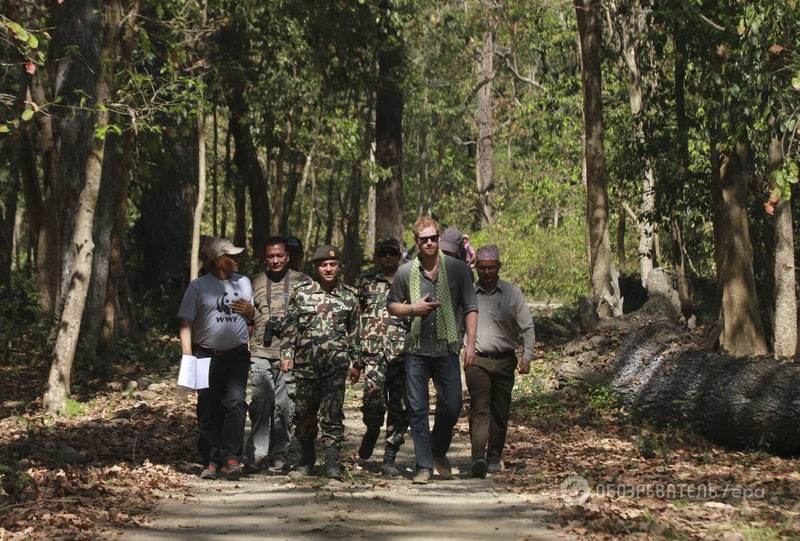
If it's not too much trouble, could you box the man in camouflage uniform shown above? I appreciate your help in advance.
[352,238,409,476]
[280,245,360,479]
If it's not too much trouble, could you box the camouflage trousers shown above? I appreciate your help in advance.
[294,358,348,449]
[361,355,409,451]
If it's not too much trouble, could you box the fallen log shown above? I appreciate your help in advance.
[555,294,800,455]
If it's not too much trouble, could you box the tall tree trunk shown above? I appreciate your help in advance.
[325,173,335,245]
[19,73,60,313]
[618,0,654,286]
[343,164,363,283]
[219,18,269,252]
[190,109,207,280]
[99,124,136,355]
[294,149,313,231]
[77,132,118,368]
[768,137,796,359]
[271,142,285,235]
[212,105,219,236]
[617,205,626,274]
[710,141,768,358]
[304,161,317,256]
[476,0,495,228]
[43,0,121,413]
[281,156,300,236]
[374,15,404,241]
[575,0,614,316]
[671,23,692,316]
[0,145,19,289]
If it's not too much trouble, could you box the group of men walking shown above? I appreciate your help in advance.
[177,216,534,484]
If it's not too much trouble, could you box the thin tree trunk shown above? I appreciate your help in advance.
[374,12,404,242]
[476,0,495,228]
[575,0,614,316]
[325,173,335,245]
[43,0,121,413]
[190,110,207,280]
[212,105,219,236]
[0,146,19,289]
[272,142,285,235]
[768,137,796,359]
[617,205,626,274]
[672,23,692,316]
[343,163,363,283]
[222,115,231,240]
[304,162,317,256]
[710,140,768,358]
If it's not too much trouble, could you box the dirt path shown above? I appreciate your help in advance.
[122,405,572,540]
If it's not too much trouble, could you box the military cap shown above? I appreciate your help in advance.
[310,244,340,262]
[375,238,401,254]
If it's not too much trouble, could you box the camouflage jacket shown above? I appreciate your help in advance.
[280,279,360,373]
[356,269,408,363]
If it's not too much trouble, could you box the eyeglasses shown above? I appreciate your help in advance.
[417,234,439,245]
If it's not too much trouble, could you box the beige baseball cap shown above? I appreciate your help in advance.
[205,237,244,264]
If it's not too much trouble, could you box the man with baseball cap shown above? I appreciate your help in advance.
[468,244,535,477]
[280,245,360,479]
[177,237,255,480]
[352,238,409,476]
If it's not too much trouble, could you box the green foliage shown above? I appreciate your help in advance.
[470,216,588,301]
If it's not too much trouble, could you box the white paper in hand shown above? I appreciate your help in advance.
[177,354,197,389]
[195,357,211,389]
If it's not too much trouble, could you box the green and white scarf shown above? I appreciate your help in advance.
[408,251,460,353]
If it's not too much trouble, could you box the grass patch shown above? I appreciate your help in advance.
[63,398,87,417]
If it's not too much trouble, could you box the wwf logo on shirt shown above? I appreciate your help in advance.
[215,292,241,322]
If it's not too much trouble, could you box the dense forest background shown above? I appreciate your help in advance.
[1,0,799,414]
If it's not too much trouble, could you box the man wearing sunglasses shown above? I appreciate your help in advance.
[352,238,410,476]
[387,217,478,484]
[469,244,535,477]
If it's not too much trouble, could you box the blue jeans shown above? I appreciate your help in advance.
[405,353,462,471]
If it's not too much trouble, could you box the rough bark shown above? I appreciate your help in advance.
[281,155,300,237]
[43,0,121,414]
[343,164,363,284]
[475,0,496,228]
[374,19,405,242]
[768,138,796,359]
[575,0,614,316]
[76,132,118,367]
[556,296,799,455]
[618,0,655,287]
[711,141,768,358]
[271,142,285,236]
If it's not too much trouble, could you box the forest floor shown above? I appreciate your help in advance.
[1,324,800,540]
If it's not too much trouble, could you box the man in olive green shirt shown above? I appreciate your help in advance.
[468,244,535,478]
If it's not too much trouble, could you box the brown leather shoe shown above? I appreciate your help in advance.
[433,455,453,480]
[412,468,432,484]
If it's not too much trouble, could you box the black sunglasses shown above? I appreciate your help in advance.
[418,234,439,244]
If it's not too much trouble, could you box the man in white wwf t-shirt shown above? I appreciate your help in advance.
[178,237,255,480]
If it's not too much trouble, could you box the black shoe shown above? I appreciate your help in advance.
[487,461,502,474]
[358,427,380,460]
[381,447,400,477]
[471,458,487,478]
[325,447,343,480]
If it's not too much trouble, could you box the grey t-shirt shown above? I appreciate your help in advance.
[387,255,478,357]
[177,273,253,351]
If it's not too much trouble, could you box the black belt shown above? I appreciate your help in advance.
[192,343,249,358]
[476,350,515,360]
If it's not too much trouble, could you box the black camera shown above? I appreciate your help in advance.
[263,316,284,346]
